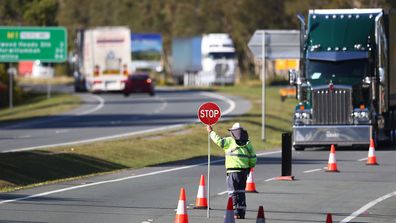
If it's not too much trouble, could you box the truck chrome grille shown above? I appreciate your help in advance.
[312,87,352,124]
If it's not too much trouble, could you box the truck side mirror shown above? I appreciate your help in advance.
[288,69,297,85]
[362,76,371,88]
[379,67,385,84]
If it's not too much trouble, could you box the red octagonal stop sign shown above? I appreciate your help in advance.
[198,102,222,125]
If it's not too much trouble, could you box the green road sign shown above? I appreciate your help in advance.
[0,26,67,62]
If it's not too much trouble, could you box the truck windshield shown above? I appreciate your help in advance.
[208,52,236,59]
[307,59,368,80]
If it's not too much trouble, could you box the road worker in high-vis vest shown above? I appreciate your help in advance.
[206,122,256,219]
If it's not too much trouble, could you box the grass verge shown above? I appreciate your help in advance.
[16,76,74,86]
[0,81,296,191]
[0,93,81,123]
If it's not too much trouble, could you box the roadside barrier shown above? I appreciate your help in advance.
[366,138,379,165]
[276,132,295,181]
[326,213,333,223]
[326,145,339,172]
[194,175,208,209]
[246,168,258,193]
[224,197,235,223]
[256,206,266,223]
[175,188,189,223]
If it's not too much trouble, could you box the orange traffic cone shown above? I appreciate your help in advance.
[256,206,266,223]
[224,197,235,223]
[175,188,188,223]
[366,138,379,165]
[326,145,339,172]
[246,168,258,193]
[194,175,208,209]
[326,213,333,223]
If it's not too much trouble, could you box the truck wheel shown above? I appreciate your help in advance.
[294,146,305,151]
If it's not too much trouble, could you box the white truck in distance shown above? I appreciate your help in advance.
[172,33,237,86]
[73,27,131,92]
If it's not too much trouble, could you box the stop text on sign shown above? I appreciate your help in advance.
[199,109,219,118]
[198,102,222,125]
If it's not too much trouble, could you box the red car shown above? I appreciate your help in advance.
[123,72,155,96]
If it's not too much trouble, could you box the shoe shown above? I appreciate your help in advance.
[234,215,245,219]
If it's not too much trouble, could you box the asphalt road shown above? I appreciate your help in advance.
[0,147,395,222]
[0,87,250,152]
[1,86,396,222]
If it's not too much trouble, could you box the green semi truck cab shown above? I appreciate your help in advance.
[289,9,396,150]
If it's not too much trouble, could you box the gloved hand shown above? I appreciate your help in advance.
[206,125,213,133]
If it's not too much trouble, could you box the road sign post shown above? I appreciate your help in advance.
[8,68,13,109]
[7,65,16,109]
[198,102,222,218]
[248,30,300,141]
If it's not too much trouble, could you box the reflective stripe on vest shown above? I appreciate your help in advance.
[225,153,252,158]
[225,146,256,159]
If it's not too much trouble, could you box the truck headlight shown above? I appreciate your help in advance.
[302,112,311,119]
[295,113,302,119]
[352,108,370,123]
[294,110,312,124]
[360,111,368,119]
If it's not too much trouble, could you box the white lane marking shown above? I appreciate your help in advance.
[256,150,282,156]
[0,150,281,204]
[216,150,281,196]
[303,168,322,173]
[153,96,168,114]
[339,190,396,223]
[4,94,104,129]
[265,177,276,182]
[358,157,368,162]
[6,91,237,153]
[0,164,202,205]
[199,92,236,115]
[55,130,69,134]
[3,124,185,153]
[217,191,228,195]
[76,94,105,116]
[217,175,277,195]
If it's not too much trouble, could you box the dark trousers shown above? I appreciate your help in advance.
[226,169,249,217]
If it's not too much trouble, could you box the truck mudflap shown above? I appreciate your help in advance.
[293,125,372,146]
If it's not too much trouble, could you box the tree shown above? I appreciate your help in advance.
[23,0,59,26]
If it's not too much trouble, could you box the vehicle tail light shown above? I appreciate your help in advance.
[122,64,128,76]
[94,65,100,77]
[146,78,152,84]
[93,80,102,84]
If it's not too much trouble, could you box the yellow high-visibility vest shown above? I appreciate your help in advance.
[210,131,256,172]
